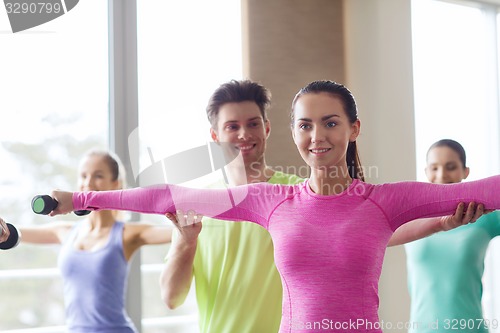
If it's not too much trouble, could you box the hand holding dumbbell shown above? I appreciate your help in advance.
[32,195,90,216]
[0,217,21,250]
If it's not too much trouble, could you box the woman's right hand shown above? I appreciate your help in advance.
[49,190,75,216]
[166,210,203,244]
[0,217,10,243]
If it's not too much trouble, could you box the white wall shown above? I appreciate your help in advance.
[344,0,415,330]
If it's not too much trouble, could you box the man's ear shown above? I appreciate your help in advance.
[210,128,219,143]
[265,119,271,139]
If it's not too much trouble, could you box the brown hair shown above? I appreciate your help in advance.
[206,80,271,128]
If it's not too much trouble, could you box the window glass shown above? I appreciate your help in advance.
[0,1,108,330]
[412,0,499,181]
[136,1,242,331]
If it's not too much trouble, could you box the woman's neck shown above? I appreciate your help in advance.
[87,210,116,229]
[309,166,353,195]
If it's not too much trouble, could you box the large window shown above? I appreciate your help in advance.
[1,1,242,332]
[412,0,499,181]
[412,0,500,327]
[136,1,242,332]
[0,1,108,331]
[136,0,243,163]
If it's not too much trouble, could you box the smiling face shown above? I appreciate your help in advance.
[425,146,469,184]
[291,92,360,171]
[210,101,270,167]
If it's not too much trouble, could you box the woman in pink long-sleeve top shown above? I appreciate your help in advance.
[49,81,500,333]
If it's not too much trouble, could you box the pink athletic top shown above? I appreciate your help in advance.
[73,176,500,333]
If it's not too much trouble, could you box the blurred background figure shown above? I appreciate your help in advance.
[403,139,500,333]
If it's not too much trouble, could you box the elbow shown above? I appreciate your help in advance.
[166,300,181,310]
[160,289,182,310]
[159,273,184,310]
[387,235,400,247]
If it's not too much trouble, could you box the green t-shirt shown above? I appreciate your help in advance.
[187,171,304,333]
[405,211,500,333]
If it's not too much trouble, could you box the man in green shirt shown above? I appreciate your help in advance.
[159,79,303,333]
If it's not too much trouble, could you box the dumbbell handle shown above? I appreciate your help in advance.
[31,195,90,216]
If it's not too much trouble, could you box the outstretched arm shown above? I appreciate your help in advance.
[122,222,173,261]
[387,202,484,246]
[19,223,73,244]
[160,211,202,309]
[50,182,288,228]
[51,185,241,216]
[372,175,500,231]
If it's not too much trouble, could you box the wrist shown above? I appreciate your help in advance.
[176,236,198,251]
[436,216,449,232]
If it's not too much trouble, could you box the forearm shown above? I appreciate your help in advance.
[71,183,271,226]
[388,218,442,246]
[380,175,500,229]
[73,185,173,215]
[159,238,197,309]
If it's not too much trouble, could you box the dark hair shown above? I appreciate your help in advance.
[290,80,364,181]
[427,139,467,168]
[206,80,271,128]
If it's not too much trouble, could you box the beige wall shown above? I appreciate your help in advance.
[344,0,415,329]
[242,0,345,174]
[242,0,416,331]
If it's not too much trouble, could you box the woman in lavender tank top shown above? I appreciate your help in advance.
[19,150,172,333]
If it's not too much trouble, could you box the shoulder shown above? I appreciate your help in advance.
[346,179,375,197]
[364,180,427,196]
[123,221,152,233]
[123,221,171,237]
[46,222,76,237]
[122,222,144,240]
[51,222,76,238]
[485,210,500,222]
[478,210,500,234]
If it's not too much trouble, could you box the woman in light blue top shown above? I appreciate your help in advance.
[400,139,500,333]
